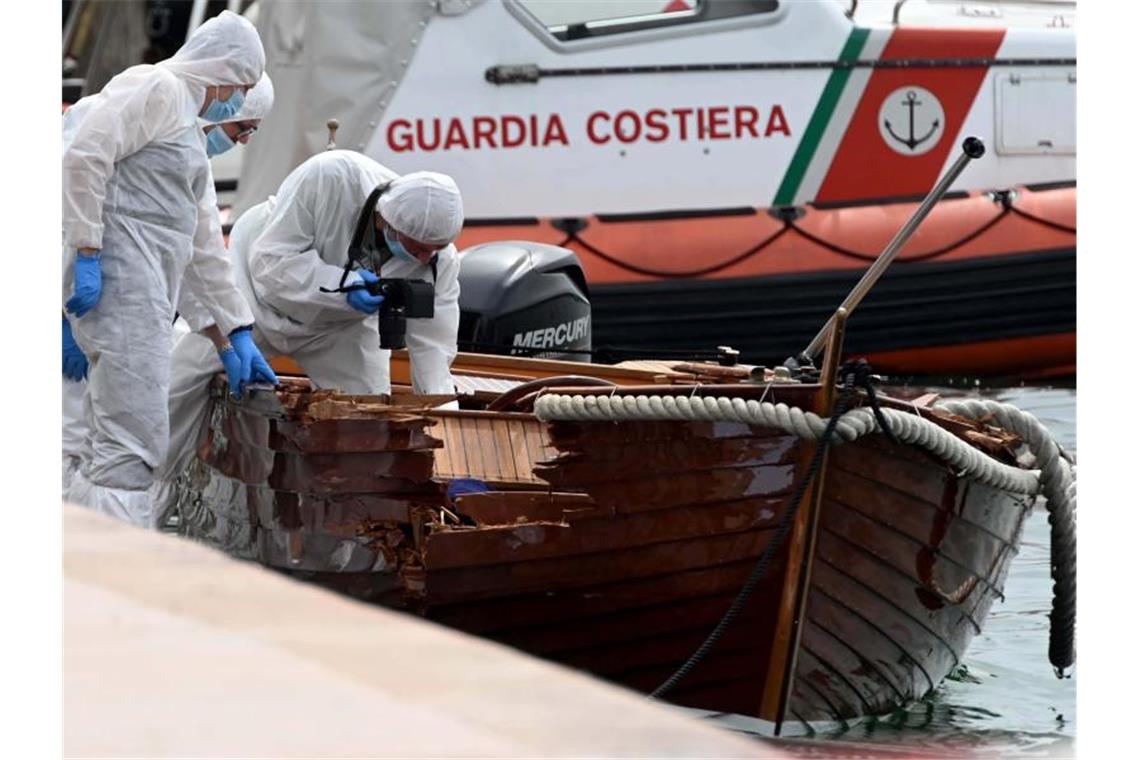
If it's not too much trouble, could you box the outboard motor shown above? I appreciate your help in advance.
[457,242,591,361]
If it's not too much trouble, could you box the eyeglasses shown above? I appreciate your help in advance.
[234,122,258,140]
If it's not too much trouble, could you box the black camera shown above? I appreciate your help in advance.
[323,183,438,350]
[364,278,435,349]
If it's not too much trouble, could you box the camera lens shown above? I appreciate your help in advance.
[379,310,407,350]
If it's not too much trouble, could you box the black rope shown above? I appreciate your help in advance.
[844,358,897,445]
[1048,479,1077,677]
[1008,204,1077,235]
[541,192,1070,278]
[566,224,789,279]
[789,206,1009,264]
[650,364,863,699]
[559,206,1001,275]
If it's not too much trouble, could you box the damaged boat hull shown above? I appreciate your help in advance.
[175,374,1033,728]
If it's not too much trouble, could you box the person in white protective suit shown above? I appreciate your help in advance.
[202,70,274,158]
[150,150,464,520]
[61,11,278,528]
[61,71,276,496]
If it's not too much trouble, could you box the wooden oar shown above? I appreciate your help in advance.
[799,136,986,364]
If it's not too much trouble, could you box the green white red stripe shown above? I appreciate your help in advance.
[774,27,1007,207]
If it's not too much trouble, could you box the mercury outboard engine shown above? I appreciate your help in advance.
[457,242,591,361]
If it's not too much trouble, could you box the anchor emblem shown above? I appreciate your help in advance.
[877,86,946,157]
[885,90,940,150]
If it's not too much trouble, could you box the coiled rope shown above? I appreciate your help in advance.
[534,389,1076,677]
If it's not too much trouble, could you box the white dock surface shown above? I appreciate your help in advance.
[64,503,786,758]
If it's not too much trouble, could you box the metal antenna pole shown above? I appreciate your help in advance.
[801,137,986,362]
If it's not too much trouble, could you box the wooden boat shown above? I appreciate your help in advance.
[172,345,1068,732]
[170,133,1075,732]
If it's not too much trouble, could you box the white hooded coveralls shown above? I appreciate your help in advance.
[151,151,461,520]
[62,11,264,528]
[62,70,276,499]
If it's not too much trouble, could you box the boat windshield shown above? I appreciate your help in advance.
[515,0,779,42]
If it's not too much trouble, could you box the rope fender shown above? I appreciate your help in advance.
[534,394,1039,493]
[534,391,1076,675]
[935,400,1076,678]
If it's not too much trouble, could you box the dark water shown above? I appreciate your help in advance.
[701,385,1077,758]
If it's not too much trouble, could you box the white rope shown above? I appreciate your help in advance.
[535,390,1077,674]
[933,399,1075,515]
[534,393,1042,494]
[933,398,1076,675]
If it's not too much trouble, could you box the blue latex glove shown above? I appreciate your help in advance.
[346,269,385,314]
[218,343,244,399]
[62,316,89,381]
[220,326,279,399]
[66,252,103,317]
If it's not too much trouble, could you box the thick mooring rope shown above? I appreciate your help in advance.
[934,399,1076,677]
[534,394,1040,493]
[534,390,1077,676]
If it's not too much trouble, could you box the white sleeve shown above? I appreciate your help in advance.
[181,166,255,335]
[62,74,183,250]
[405,248,460,396]
[245,163,361,325]
[174,283,216,333]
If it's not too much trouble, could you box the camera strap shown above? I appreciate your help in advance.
[321,180,394,293]
[319,179,442,294]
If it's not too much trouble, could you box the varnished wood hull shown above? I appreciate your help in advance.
[176,380,1033,728]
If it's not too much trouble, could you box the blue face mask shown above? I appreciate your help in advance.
[205,126,236,157]
[383,226,422,265]
[202,88,245,123]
